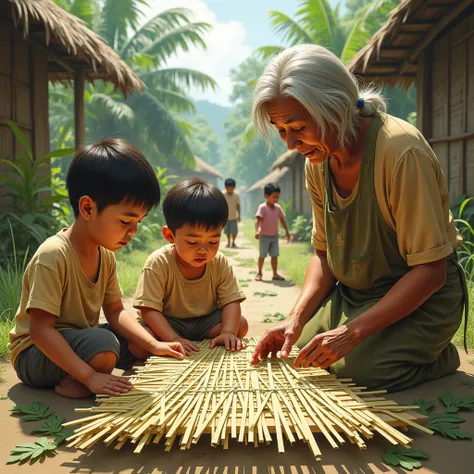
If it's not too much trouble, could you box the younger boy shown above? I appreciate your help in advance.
[134,178,248,354]
[223,178,240,248]
[254,183,291,281]
[9,139,185,399]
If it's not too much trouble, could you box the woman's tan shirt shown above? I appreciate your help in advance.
[305,114,462,266]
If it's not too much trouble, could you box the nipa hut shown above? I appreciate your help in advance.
[169,156,224,187]
[348,0,474,202]
[268,149,312,215]
[245,166,291,217]
[0,0,142,209]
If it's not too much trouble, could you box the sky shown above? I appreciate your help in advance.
[141,0,344,107]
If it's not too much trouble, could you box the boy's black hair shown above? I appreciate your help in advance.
[66,138,160,217]
[224,178,236,187]
[264,183,281,196]
[163,178,228,234]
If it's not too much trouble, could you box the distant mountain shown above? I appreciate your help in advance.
[194,100,232,147]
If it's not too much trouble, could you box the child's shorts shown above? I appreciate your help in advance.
[259,234,279,258]
[224,219,238,235]
[14,325,135,388]
[156,308,223,341]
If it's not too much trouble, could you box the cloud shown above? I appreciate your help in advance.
[140,0,252,106]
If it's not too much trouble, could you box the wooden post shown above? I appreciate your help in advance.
[74,68,85,149]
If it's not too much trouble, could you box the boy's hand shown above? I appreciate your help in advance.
[255,232,260,240]
[172,337,200,355]
[86,372,133,397]
[151,341,186,359]
[209,331,247,352]
[286,231,291,243]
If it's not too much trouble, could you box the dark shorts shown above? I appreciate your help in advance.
[14,325,135,388]
[224,219,238,236]
[156,308,223,340]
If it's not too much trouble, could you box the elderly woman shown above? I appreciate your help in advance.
[250,44,468,392]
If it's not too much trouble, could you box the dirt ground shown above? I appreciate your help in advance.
[1,232,474,473]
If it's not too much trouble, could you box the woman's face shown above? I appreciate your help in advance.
[267,96,337,164]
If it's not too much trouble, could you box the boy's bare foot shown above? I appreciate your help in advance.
[55,376,93,399]
[255,273,262,281]
[272,274,285,281]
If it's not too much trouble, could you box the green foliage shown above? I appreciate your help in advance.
[426,413,472,440]
[0,120,73,260]
[6,437,58,466]
[186,115,222,166]
[10,402,53,421]
[236,257,257,268]
[254,290,277,297]
[440,392,474,413]
[291,215,313,242]
[383,446,429,471]
[50,3,217,168]
[262,312,287,323]
[31,416,66,436]
[54,428,75,446]
[222,249,238,257]
[412,398,435,416]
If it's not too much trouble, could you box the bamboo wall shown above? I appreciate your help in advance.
[416,9,474,203]
[0,28,50,211]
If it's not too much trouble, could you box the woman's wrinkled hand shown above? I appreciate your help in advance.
[251,321,303,365]
[293,325,359,369]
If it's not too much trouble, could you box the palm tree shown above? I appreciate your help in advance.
[50,0,217,167]
[256,0,398,64]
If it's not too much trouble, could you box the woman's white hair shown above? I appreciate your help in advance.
[252,44,386,148]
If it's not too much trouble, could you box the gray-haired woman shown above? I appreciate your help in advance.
[250,44,467,392]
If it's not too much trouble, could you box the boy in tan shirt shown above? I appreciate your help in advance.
[9,139,185,399]
[134,178,248,354]
[223,178,240,248]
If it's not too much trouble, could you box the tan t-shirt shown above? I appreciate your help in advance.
[8,230,123,366]
[223,192,240,220]
[133,245,246,318]
[305,114,462,267]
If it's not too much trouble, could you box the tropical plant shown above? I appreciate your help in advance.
[291,215,313,242]
[50,0,217,168]
[0,121,74,259]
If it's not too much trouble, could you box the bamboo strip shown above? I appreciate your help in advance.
[68,338,428,460]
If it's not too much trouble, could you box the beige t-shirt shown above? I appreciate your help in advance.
[305,114,462,267]
[8,230,123,366]
[133,245,246,319]
[223,192,240,220]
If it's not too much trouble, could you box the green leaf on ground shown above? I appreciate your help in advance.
[383,446,430,470]
[427,413,472,439]
[240,283,249,287]
[6,437,57,465]
[249,271,257,274]
[239,278,251,283]
[254,290,277,297]
[54,428,75,447]
[31,415,65,436]
[413,398,436,415]
[439,392,474,412]
[10,402,53,421]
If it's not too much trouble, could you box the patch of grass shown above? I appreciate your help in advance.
[249,270,257,275]
[221,249,238,257]
[254,290,277,297]
[262,312,287,323]
[116,239,164,297]
[235,257,256,268]
[0,320,13,360]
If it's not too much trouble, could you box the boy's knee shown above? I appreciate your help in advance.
[237,316,248,338]
[88,351,117,373]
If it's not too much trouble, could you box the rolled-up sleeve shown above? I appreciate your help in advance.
[390,149,454,266]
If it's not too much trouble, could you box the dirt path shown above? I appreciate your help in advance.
[1,229,474,473]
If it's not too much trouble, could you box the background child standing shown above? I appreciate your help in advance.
[223,178,240,248]
[255,183,291,282]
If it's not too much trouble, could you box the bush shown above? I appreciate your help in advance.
[291,214,313,242]
[0,120,74,263]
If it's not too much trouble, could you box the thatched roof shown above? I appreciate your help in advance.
[246,167,289,193]
[194,156,224,179]
[3,0,142,96]
[347,0,473,88]
[270,150,302,171]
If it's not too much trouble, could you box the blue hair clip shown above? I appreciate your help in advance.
[356,98,365,109]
